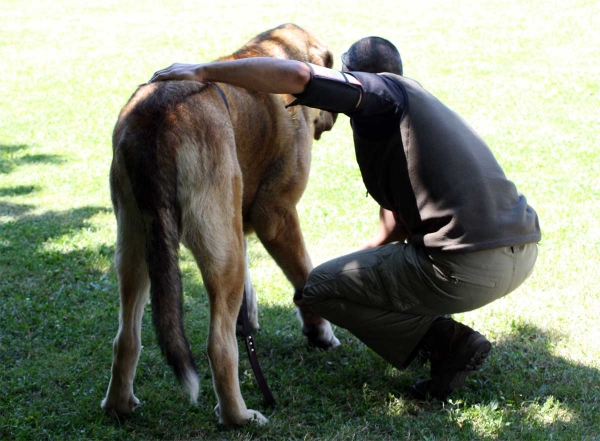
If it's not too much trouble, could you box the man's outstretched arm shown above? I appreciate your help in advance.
[149,57,310,95]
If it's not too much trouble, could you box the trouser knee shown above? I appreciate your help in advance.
[302,261,338,306]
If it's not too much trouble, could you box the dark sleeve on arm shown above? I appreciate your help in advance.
[347,72,407,119]
[287,65,407,121]
[286,63,362,113]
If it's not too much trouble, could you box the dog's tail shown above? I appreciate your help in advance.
[116,82,203,403]
[141,177,199,404]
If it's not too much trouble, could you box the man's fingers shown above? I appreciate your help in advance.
[149,66,173,83]
[148,63,202,83]
[150,73,166,82]
[148,64,178,83]
[149,71,162,83]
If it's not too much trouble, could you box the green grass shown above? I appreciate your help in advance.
[1,0,599,439]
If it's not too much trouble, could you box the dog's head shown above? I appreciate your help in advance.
[238,24,338,140]
[241,23,334,69]
[312,109,337,140]
[267,24,338,140]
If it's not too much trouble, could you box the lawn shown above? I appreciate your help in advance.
[1,0,599,440]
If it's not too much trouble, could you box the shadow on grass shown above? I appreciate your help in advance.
[0,205,114,363]
[0,207,122,441]
[0,144,65,174]
[0,185,39,197]
[0,205,110,257]
[2,208,598,439]
[0,200,36,218]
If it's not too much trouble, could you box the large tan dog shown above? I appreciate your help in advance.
[101,24,340,426]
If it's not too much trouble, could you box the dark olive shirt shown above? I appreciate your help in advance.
[291,69,541,252]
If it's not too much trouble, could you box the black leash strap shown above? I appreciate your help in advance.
[238,287,276,406]
[209,82,230,114]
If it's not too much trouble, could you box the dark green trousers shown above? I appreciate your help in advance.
[303,242,538,369]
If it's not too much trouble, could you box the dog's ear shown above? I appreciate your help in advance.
[308,40,334,69]
[312,109,337,140]
[311,48,333,68]
[322,49,334,69]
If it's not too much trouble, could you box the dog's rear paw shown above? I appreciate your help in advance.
[215,404,268,426]
[101,393,141,416]
[247,409,268,425]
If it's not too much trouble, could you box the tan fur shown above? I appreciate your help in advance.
[101,24,339,426]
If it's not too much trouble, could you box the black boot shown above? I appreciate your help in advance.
[408,318,491,400]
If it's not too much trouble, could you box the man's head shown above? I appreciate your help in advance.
[341,36,403,75]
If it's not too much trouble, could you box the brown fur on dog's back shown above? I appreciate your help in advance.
[224,23,334,68]
[103,24,337,426]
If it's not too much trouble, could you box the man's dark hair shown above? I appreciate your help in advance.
[341,36,403,75]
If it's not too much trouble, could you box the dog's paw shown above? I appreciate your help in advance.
[304,320,341,350]
[322,333,341,349]
[101,393,141,416]
[320,320,341,349]
[247,409,268,425]
[214,404,268,426]
[311,333,341,350]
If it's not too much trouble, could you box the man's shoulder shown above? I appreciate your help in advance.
[378,73,423,89]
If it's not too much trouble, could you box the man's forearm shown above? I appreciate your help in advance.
[150,57,310,95]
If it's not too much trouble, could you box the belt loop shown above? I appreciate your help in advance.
[510,246,515,254]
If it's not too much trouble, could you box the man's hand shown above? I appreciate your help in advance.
[149,63,205,83]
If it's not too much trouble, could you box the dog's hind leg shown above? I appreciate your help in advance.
[102,189,149,415]
[178,141,267,426]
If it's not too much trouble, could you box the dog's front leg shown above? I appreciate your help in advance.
[243,238,260,331]
[253,204,340,349]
